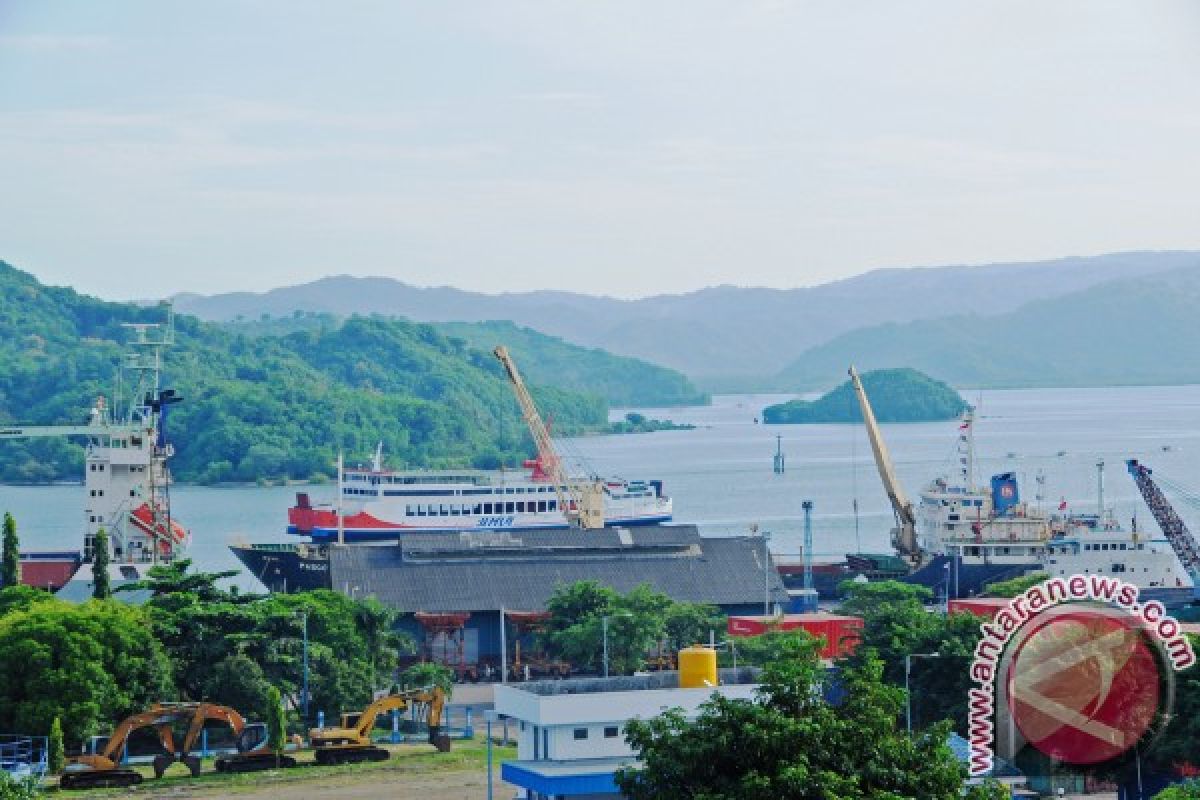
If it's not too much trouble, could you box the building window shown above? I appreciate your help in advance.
[604,726,619,738]
[573,728,588,740]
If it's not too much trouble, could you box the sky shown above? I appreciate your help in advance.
[1,1,1199,301]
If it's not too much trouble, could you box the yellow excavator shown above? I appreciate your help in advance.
[309,686,448,765]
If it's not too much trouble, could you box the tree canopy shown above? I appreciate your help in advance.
[0,598,173,745]
[1,512,18,588]
[839,580,981,734]
[616,633,1002,799]
[542,581,725,675]
[119,560,409,721]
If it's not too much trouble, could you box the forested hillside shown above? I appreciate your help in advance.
[436,320,708,407]
[0,261,606,484]
[774,265,1200,389]
[222,313,708,407]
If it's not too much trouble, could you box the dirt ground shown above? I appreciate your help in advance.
[118,769,511,800]
[62,739,517,800]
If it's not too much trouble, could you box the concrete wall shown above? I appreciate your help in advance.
[497,682,758,763]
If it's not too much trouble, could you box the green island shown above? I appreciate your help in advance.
[762,367,967,424]
[0,261,619,484]
[607,412,695,434]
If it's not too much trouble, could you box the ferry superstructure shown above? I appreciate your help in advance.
[287,449,673,542]
[1044,516,1193,607]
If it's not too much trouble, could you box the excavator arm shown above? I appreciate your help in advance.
[179,704,247,755]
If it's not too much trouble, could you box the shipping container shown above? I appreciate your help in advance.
[947,597,1012,619]
[726,612,863,659]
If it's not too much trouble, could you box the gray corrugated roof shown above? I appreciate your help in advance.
[329,525,789,612]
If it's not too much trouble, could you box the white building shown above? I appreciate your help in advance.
[494,671,759,800]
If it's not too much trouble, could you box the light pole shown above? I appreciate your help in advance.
[905,653,940,734]
[485,710,499,800]
[602,612,633,678]
[297,611,310,724]
[762,529,772,615]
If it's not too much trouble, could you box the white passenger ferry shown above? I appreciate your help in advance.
[287,449,672,542]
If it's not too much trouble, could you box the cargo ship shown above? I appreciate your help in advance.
[0,318,189,592]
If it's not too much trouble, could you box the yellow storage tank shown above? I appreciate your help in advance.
[678,646,718,688]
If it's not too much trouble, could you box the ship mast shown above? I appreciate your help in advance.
[848,366,921,562]
[0,310,184,564]
[493,346,604,529]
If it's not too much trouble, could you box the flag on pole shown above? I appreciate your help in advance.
[1058,498,1068,511]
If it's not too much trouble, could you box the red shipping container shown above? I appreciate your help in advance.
[947,598,1012,620]
[727,613,863,659]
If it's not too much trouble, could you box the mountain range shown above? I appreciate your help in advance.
[171,251,1200,386]
[774,264,1200,389]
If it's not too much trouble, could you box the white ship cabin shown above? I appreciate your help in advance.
[1045,524,1192,590]
[918,473,1050,566]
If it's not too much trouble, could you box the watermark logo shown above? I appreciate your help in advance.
[967,575,1195,776]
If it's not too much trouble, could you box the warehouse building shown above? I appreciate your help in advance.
[329,525,789,671]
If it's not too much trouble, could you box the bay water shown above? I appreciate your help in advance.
[3,387,1200,591]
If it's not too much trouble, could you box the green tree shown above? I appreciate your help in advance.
[265,685,286,766]
[201,653,271,713]
[48,715,64,774]
[0,772,41,800]
[0,585,51,617]
[399,662,455,696]
[839,580,981,733]
[1,512,19,588]
[1157,782,1200,799]
[983,572,1047,598]
[616,634,971,799]
[0,599,173,745]
[91,528,110,600]
[663,602,726,651]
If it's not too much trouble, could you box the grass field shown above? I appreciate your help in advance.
[50,738,518,799]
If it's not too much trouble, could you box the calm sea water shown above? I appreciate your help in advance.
[4,387,1200,591]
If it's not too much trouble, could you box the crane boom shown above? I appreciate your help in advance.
[0,423,142,440]
[1126,460,1200,575]
[847,366,920,560]
[493,345,604,529]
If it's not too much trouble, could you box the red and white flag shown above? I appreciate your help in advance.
[1058,498,1068,511]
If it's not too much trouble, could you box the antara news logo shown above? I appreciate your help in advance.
[967,574,1196,776]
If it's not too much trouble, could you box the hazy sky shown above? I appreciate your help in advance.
[2,1,1198,300]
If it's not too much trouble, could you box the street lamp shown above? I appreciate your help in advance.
[602,612,634,678]
[296,611,310,724]
[905,653,941,734]
[761,529,772,615]
[484,710,500,800]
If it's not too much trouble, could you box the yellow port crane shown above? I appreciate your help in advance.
[493,345,605,529]
[847,366,922,563]
[309,686,448,765]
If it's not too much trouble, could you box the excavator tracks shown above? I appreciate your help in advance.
[314,746,390,765]
[60,769,144,790]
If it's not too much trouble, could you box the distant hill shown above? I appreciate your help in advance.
[0,261,606,484]
[170,251,1200,381]
[774,265,1200,390]
[223,313,707,407]
[763,369,967,424]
